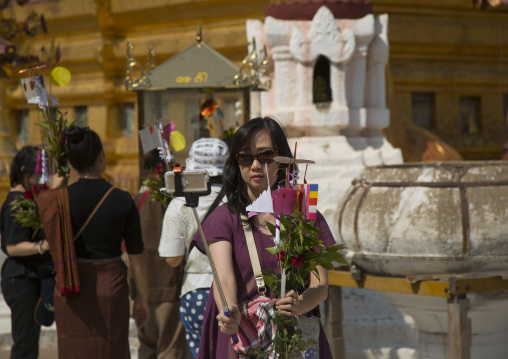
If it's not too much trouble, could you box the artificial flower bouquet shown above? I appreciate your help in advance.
[263,209,346,358]
[12,67,74,233]
[141,164,172,210]
[10,184,48,238]
[36,108,75,177]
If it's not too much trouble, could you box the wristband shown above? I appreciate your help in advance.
[38,240,44,255]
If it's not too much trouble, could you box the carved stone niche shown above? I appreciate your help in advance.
[249,5,390,140]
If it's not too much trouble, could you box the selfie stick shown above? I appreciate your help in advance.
[171,170,239,345]
[191,209,239,344]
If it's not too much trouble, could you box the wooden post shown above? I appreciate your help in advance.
[324,286,345,358]
[447,294,471,359]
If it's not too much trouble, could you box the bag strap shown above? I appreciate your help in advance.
[241,214,266,294]
[137,191,151,213]
[74,187,115,241]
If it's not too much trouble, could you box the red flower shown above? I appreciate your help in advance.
[41,183,48,190]
[277,250,285,262]
[291,254,304,269]
[156,164,163,175]
[24,190,34,201]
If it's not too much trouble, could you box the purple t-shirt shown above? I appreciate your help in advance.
[192,204,336,359]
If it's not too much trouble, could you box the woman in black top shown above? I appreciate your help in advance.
[0,146,53,359]
[52,126,149,359]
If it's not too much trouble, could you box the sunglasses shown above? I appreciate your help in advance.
[236,150,276,166]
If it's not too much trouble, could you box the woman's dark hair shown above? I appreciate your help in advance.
[64,126,103,173]
[10,146,38,188]
[142,149,165,178]
[221,117,294,217]
[143,149,164,171]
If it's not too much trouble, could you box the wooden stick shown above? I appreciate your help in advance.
[191,207,239,344]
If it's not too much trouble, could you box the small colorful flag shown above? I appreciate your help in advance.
[296,184,318,220]
[306,184,318,220]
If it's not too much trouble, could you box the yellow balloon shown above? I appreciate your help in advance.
[49,67,71,87]
[170,130,186,152]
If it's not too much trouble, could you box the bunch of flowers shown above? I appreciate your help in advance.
[262,209,346,357]
[36,108,75,177]
[141,164,172,210]
[12,66,74,232]
[10,184,48,238]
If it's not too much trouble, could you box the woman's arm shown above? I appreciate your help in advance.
[209,240,241,334]
[49,173,68,189]
[6,239,49,257]
[128,253,150,328]
[276,265,329,317]
[165,255,184,267]
[158,201,187,267]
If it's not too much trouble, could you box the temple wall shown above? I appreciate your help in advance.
[0,0,504,200]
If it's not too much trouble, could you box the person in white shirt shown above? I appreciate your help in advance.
[158,138,228,358]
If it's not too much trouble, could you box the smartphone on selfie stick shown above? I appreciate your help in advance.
[161,168,239,344]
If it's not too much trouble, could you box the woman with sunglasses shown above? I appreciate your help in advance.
[193,117,335,358]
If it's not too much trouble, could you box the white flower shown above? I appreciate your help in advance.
[273,235,280,247]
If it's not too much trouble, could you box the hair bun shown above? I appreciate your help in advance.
[64,125,86,143]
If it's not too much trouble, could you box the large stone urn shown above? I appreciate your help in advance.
[338,161,508,359]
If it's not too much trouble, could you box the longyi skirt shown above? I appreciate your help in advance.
[54,260,130,359]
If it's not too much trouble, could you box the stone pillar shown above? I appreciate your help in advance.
[288,27,313,132]
[362,14,403,165]
[364,14,390,138]
[342,14,374,140]
[363,14,390,146]
[265,17,297,129]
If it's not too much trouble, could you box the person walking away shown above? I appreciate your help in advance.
[133,149,187,359]
[37,126,149,359]
[158,138,229,358]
